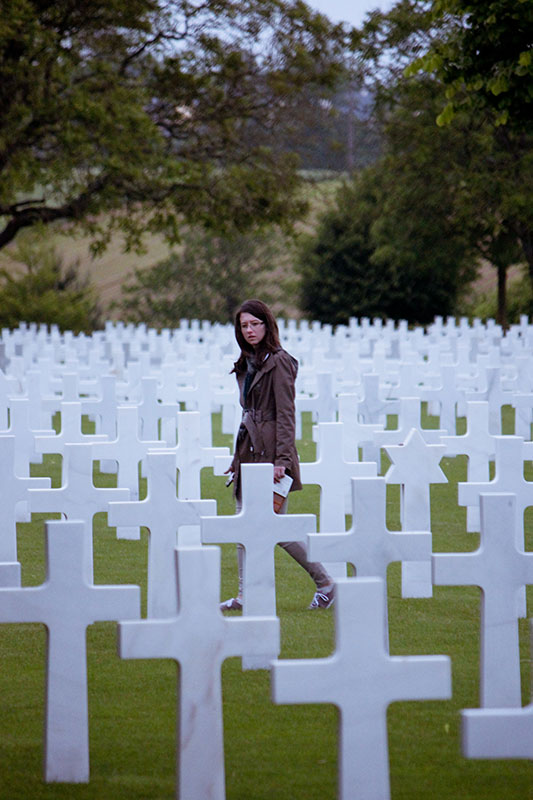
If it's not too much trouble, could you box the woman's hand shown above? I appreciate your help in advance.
[273,465,286,483]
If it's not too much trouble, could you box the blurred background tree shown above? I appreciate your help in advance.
[298,0,533,327]
[116,226,288,325]
[0,232,101,333]
[0,0,351,253]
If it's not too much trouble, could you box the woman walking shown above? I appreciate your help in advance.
[221,299,335,611]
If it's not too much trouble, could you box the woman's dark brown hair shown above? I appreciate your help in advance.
[232,299,281,373]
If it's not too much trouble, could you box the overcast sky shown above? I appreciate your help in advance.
[305,0,395,28]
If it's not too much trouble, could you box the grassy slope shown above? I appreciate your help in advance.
[0,410,531,799]
[0,177,343,322]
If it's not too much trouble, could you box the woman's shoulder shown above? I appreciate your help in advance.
[270,347,298,374]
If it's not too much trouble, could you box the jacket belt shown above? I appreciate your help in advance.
[242,409,276,423]
[240,408,276,455]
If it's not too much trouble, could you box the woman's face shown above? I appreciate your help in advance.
[240,311,266,348]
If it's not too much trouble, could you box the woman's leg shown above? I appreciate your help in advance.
[276,497,332,588]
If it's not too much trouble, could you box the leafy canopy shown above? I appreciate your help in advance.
[405,0,533,129]
[0,0,352,252]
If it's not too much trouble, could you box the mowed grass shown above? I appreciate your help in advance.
[0,410,532,799]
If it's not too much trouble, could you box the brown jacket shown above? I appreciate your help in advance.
[231,348,302,499]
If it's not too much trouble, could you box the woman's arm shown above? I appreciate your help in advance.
[272,351,297,477]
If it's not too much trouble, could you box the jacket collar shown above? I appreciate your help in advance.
[243,350,278,394]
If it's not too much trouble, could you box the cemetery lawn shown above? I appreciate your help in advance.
[0,412,531,799]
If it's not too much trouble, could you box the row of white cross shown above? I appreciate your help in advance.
[0,317,532,799]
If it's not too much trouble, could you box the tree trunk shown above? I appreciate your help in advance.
[496,262,508,331]
[517,223,533,297]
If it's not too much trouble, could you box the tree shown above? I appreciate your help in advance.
[0,232,102,332]
[0,0,351,253]
[407,0,533,129]
[392,0,533,321]
[116,225,287,325]
[335,0,533,327]
[298,176,384,325]
[298,128,477,327]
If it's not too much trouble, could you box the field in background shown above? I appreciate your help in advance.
[0,177,342,322]
[0,174,511,324]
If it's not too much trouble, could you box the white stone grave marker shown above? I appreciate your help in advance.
[201,463,315,667]
[35,400,109,482]
[0,519,140,782]
[119,545,279,800]
[1,396,54,475]
[373,396,446,449]
[0,435,50,586]
[384,427,447,597]
[441,401,496,532]
[91,404,162,500]
[271,577,451,800]
[307,476,431,593]
[108,451,216,618]
[433,493,533,707]
[300,422,377,577]
[176,365,214,446]
[27,443,131,576]
[461,621,533,759]
[137,376,178,444]
[420,364,466,434]
[338,393,384,464]
[465,366,515,433]
[150,411,230,500]
[295,371,337,439]
[458,434,533,616]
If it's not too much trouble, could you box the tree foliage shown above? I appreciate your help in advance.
[117,226,286,325]
[0,233,102,332]
[301,0,533,327]
[0,0,351,253]
[406,0,533,129]
[298,134,477,327]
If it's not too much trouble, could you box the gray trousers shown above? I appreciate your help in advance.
[235,498,331,596]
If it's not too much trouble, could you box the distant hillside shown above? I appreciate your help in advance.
[0,175,344,323]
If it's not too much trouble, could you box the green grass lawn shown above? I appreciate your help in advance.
[0,411,531,798]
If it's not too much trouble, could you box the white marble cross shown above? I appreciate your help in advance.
[201,463,315,665]
[0,519,140,782]
[300,422,377,578]
[465,366,516,433]
[137,376,178,444]
[176,365,214,446]
[108,451,216,618]
[79,374,119,473]
[433,493,533,707]
[441,401,496,532]
[91,405,162,500]
[356,373,398,463]
[1,396,55,475]
[0,435,50,586]
[337,393,384,464]
[271,577,451,800]
[461,618,533,759]
[384,428,447,597]
[307,477,431,586]
[458,434,533,616]
[27,443,131,577]
[150,411,230,500]
[295,371,337,438]
[357,373,398,424]
[373,396,446,449]
[419,364,466,434]
[35,400,109,482]
[119,544,279,800]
